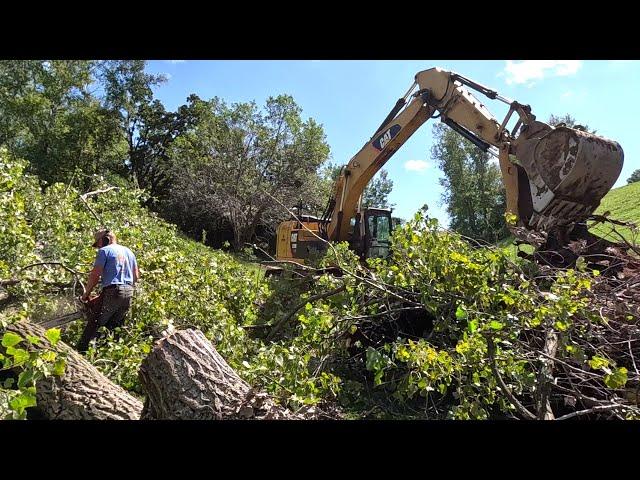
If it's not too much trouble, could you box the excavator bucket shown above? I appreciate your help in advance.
[511,124,624,232]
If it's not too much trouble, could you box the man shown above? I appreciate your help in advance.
[77,228,140,353]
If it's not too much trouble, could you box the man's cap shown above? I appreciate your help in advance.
[92,228,112,248]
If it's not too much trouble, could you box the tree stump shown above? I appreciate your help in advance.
[4,321,143,420]
[139,329,301,420]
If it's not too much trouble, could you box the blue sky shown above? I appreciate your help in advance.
[145,60,640,225]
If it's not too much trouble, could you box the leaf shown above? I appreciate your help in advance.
[3,378,14,388]
[468,319,478,334]
[9,391,37,413]
[374,369,384,386]
[504,212,518,226]
[395,345,410,361]
[2,332,22,348]
[489,321,504,330]
[366,347,382,371]
[52,359,66,377]
[26,335,41,345]
[588,356,609,371]
[604,367,628,389]
[40,351,57,362]
[17,370,34,389]
[45,328,61,346]
[11,348,29,364]
[455,305,468,320]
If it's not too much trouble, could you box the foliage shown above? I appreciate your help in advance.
[1,64,637,421]
[163,94,331,250]
[0,328,66,419]
[362,169,394,209]
[431,123,508,243]
[548,113,595,134]
[98,60,183,199]
[258,211,638,419]
[627,169,640,184]
[0,153,269,405]
[0,60,125,188]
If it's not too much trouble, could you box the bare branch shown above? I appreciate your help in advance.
[486,335,537,420]
[80,186,120,201]
[555,404,631,421]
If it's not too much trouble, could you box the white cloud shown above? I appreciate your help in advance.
[561,90,574,98]
[404,160,431,172]
[166,60,186,64]
[502,60,582,86]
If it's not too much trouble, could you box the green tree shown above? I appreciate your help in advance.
[98,60,168,188]
[0,60,124,186]
[362,169,394,209]
[431,123,508,243]
[627,169,640,184]
[548,113,595,133]
[165,94,330,250]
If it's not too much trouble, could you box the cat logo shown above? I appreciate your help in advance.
[372,124,401,151]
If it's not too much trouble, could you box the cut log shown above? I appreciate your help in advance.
[4,321,143,420]
[139,329,301,420]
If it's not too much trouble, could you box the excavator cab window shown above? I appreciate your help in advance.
[364,209,392,259]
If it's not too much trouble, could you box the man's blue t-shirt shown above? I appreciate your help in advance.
[94,244,138,287]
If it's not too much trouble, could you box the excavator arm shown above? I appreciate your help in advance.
[323,67,624,245]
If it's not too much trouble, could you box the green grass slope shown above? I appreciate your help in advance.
[590,181,640,244]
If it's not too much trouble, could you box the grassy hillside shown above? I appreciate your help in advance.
[498,182,639,257]
[590,181,640,244]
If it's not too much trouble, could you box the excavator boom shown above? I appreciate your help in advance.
[324,67,623,241]
[275,67,624,263]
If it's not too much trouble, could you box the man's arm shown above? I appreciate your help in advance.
[132,254,140,284]
[82,265,103,301]
[82,248,106,302]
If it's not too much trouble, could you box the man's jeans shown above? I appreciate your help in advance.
[77,285,134,352]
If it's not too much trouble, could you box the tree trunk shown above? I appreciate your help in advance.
[4,321,143,420]
[139,329,301,420]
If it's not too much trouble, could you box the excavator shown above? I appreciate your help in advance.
[275,67,624,264]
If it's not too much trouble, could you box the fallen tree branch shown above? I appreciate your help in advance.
[79,186,119,201]
[267,284,346,341]
[1,262,85,292]
[486,335,537,420]
[555,404,628,421]
[78,194,102,224]
[536,327,559,420]
[78,186,119,225]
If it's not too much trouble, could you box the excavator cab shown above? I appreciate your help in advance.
[349,208,393,259]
